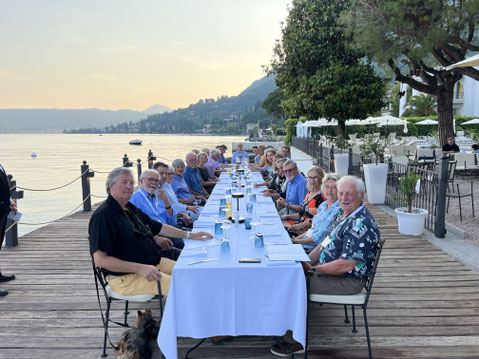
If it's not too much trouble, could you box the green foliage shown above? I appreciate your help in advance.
[284,117,302,146]
[402,94,437,117]
[387,83,401,117]
[268,0,387,141]
[360,136,387,161]
[262,88,286,120]
[399,173,421,213]
[341,0,479,145]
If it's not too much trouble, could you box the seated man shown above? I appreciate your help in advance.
[205,148,229,178]
[276,160,308,216]
[89,167,212,297]
[442,137,460,154]
[153,161,199,222]
[270,175,380,356]
[171,158,204,206]
[130,169,186,248]
[231,142,249,164]
[216,145,227,164]
[183,152,209,201]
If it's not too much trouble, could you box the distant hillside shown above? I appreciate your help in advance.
[142,104,172,115]
[0,108,144,133]
[67,75,278,135]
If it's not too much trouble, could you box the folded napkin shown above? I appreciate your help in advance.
[264,258,296,266]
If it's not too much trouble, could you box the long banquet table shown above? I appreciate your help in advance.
[157,171,307,359]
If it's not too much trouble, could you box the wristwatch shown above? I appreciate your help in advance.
[186,231,190,239]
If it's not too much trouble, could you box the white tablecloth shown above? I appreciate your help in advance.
[158,171,307,359]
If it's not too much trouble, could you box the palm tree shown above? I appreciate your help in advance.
[402,94,437,117]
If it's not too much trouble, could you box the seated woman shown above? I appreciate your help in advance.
[291,173,341,252]
[281,166,326,237]
[170,158,204,206]
[254,145,265,164]
[250,148,276,175]
[197,152,218,194]
[256,156,286,199]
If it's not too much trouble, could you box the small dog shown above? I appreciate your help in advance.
[117,309,159,359]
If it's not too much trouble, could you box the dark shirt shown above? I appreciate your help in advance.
[0,164,11,215]
[198,166,214,194]
[442,143,460,152]
[89,195,163,275]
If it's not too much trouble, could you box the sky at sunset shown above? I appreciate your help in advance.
[0,0,290,111]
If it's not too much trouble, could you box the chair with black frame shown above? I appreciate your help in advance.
[446,181,475,222]
[89,236,181,358]
[304,238,385,359]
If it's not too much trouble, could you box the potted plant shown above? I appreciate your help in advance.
[360,136,388,204]
[394,172,428,235]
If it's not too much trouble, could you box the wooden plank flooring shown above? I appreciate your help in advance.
[1,204,479,358]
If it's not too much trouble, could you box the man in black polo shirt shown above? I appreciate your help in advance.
[442,137,460,154]
[89,167,212,297]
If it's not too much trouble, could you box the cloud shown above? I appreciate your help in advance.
[101,46,139,54]
[0,67,29,85]
[78,73,116,81]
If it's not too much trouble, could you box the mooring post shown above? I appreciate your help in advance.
[435,155,448,238]
[5,175,23,247]
[81,161,94,212]
[148,150,156,169]
[122,154,133,167]
[137,159,142,182]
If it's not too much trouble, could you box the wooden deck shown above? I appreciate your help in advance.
[1,204,479,358]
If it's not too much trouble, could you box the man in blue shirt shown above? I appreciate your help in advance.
[216,145,227,164]
[183,152,209,201]
[130,169,185,248]
[231,143,249,164]
[276,160,308,216]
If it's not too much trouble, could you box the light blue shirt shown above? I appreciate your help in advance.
[163,182,187,212]
[171,174,195,200]
[286,174,308,206]
[129,187,177,226]
[231,150,249,164]
[311,200,341,245]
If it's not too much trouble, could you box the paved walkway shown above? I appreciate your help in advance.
[0,203,479,358]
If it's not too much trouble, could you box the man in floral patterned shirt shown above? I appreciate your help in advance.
[271,175,380,357]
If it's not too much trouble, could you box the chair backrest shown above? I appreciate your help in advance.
[363,238,385,305]
[455,153,476,167]
[415,149,434,159]
[391,145,405,156]
[391,155,409,166]
[448,161,457,181]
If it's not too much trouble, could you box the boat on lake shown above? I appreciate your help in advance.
[129,139,142,145]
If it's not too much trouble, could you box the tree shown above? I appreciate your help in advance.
[267,0,386,141]
[262,88,286,121]
[342,0,479,146]
[402,94,437,117]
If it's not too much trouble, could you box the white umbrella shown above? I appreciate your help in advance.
[462,118,479,125]
[416,119,438,125]
[446,53,479,70]
[371,115,406,126]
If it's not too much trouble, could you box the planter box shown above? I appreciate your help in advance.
[363,163,388,204]
[395,207,428,236]
[334,153,349,177]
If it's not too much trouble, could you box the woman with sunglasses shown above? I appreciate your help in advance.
[281,166,325,236]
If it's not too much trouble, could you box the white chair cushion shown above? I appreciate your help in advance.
[309,290,366,305]
[106,285,156,302]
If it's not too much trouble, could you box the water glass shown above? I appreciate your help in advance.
[226,188,232,196]
[251,193,257,203]
[246,202,253,214]
[254,233,264,248]
[220,197,226,206]
[219,206,226,218]
[221,238,230,253]
[245,217,252,230]
[215,221,223,236]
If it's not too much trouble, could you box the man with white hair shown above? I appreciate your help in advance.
[271,175,380,356]
[205,148,231,178]
[231,143,249,164]
[276,159,308,216]
[183,152,209,201]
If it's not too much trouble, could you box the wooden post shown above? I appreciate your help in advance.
[5,175,23,247]
[122,154,133,167]
[435,155,448,238]
[330,145,335,172]
[81,161,94,212]
[137,159,142,182]
[148,149,156,169]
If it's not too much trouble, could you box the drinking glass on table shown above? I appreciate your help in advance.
[221,220,232,239]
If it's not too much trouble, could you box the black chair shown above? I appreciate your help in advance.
[91,262,164,358]
[305,238,385,359]
[446,181,475,221]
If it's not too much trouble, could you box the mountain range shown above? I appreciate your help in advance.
[0,75,277,134]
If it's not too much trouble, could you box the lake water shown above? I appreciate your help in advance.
[1,133,245,237]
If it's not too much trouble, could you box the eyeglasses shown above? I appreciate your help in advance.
[284,168,296,174]
[146,177,160,183]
